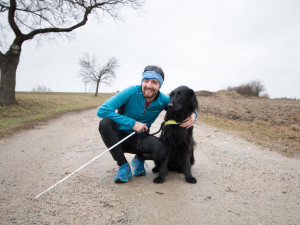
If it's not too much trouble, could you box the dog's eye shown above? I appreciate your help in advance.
[170,92,174,97]
[177,91,181,96]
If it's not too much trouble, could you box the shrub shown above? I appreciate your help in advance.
[228,80,266,97]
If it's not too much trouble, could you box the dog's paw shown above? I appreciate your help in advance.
[153,176,165,184]
[185,176,197,184]
[152,166,160,173]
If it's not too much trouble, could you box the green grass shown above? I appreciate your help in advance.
[0,92,114,138]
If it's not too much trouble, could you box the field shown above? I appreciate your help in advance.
[1,91,299,158]
[196,91,300,158]
[0,92,113,138]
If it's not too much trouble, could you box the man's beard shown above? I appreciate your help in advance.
[143,87,158,100]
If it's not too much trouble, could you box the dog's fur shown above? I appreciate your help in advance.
[153,86,198,183]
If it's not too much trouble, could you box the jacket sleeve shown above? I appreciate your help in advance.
[97,87,136,129]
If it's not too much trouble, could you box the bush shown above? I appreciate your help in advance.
[228,80,266,97]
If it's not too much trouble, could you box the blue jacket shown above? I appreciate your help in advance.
[97,85,170,133]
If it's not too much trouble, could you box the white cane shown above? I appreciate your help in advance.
[35,131,136,199]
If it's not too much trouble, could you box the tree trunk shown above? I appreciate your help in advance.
[0,44,21,105]
[95,79,100,97]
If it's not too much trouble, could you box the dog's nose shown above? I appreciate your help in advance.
[168,102,174,107]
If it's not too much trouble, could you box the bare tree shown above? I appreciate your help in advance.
[79,54,118,96]
[0,0,143,105]
[32,85,52,92]
[248,80,266,97]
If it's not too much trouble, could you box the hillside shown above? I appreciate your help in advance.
[196,90,300,158]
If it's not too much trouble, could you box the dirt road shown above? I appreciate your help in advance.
[1,108,300,225]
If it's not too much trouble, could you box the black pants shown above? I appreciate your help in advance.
[99,118,166,166]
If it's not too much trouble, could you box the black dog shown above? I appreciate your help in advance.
[153,86,198,183]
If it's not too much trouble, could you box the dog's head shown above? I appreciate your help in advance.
[168,86,198,112]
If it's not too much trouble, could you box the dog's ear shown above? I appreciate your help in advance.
[189,90,198,111]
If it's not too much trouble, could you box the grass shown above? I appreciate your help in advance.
[0,92,114,138]
[2,92,299,158]
[198,114,300,158]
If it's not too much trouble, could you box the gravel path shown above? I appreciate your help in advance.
[0,108,299,225]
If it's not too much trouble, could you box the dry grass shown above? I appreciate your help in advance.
[0,92,113,138]
[2,91,299,158]
[197,93,300,158]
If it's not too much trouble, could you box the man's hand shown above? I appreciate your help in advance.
[133,121,148,133]
[180,112,196,129]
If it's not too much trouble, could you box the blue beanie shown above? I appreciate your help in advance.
[141,70,164,88]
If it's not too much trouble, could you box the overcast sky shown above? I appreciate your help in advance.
[15,0,300,99]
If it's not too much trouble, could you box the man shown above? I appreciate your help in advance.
[97,65,196,183]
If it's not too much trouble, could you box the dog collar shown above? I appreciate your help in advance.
[164,120,180,125]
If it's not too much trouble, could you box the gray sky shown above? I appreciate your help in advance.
[15,0,300,99]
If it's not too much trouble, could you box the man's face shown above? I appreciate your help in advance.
[142,79,160,102]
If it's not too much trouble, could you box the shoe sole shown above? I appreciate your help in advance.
[114,178,129,183]
[114,175,132,183]
[114,172,132,183]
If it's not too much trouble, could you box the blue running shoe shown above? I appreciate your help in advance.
[132,156,146,176]
[114,163,132,183]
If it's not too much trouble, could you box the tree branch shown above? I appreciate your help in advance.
[8,0,24,38]
[14,5,57,29]
[0,2,9,12]
[23,2,106,41]
[2,0,143,47]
